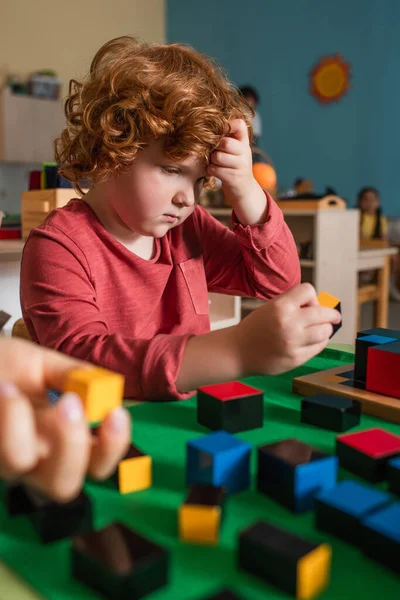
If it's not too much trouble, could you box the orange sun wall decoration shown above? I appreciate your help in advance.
[310,54,351,104]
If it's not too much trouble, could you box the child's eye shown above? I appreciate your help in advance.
[162,166,180,175]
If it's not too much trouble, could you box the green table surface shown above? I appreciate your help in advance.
[1,345,400,600]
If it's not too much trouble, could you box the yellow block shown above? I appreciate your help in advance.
[317,291,340,310]
[64,367,124,423]
[117,454,152,494]
[297,543,331,599]
[179,504,221,545]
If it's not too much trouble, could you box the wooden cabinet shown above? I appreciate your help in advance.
[0,87,64,163]
[21,189,81,239]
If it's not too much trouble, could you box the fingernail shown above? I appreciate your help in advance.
[108,407,128,433]
[58,392,84,423]
[0,382,18,397]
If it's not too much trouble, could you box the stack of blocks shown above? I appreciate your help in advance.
[182,431,251,545]
[316,479,400,575]
[354,328,400,397]
[257,438,338,512]
[179,483,225,545]
[238,520,331,599]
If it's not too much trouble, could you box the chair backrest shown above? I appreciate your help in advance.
[12,318,31,341]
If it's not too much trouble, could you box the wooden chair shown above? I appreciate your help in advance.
[356,255,391,333]
[11,318,31,341]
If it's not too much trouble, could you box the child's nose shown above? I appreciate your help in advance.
[172,190,195,208]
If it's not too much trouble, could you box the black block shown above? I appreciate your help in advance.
[388,458,400,497]
[197,383,263,433]
[336,438,400,483]
[72,522,168,599]
[301,393,361,432]
[7,485,93,543]
[238,520,329,597]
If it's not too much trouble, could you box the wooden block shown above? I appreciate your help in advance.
[72,522,169,599]
[238,520,331,598]
[336,428,400,482]
[197,381,263,433]
[317,291,341,337]
[293,363,400,424]
[179,483,225,545]
[116,445,152,495]
[276,194,346,211]
[64,367,124,423]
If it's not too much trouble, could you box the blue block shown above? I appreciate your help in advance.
[294,457,338,512]
[316,480,390,518]
[357,335,397,345]
[315,479,392,545]
[362,503,400,543]
[362,503,400,573]
[186,431,252,494]
[257,439,338,512]
[388,457,400,496]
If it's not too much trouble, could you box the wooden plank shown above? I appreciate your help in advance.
[293,363,400,424]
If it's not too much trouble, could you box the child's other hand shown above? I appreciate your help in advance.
[236,283,341,376]
[0,338,131,503]
[208,118,257,205]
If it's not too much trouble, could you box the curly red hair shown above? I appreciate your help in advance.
[55,36,253,190]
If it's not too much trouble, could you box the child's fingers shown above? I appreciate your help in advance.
[301,306,341,329]
[0,383,39,479]
[24,392,90,503]
[227,118,250,142]
[87,407,131,480]
[215,136,242,155]
[281,282,319,307]
[210,151,239,169]
[302,323,334,347]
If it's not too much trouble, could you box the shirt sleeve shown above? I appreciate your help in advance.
[20,227,193,401]
[195,193,301,298]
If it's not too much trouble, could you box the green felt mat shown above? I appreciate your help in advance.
[1,348,400,600]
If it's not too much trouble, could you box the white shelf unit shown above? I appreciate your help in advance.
[206,207,360,344]
[209,293,241,330]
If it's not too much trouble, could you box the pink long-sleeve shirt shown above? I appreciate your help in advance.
[20,196,300,400]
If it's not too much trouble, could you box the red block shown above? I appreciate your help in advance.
[366,341,400,399]
[337,428,400,459]
[336,428,400,482]
[198,381,261,402]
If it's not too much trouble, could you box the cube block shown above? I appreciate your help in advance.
[72,522,168,599]
[186,431,251,494]
[362,503,400,574]
[388,457,400,497]
[7,485,93,543]
[115,445,152,495]
[197,381,263,433]
[257,438,338,512]
[64,367,124,423]
[366,340,400,399]
[301,393,361,432]
[179,483,225,545]
[315,480,391,545]
[317,291,341,337]
[336,428,400,482]
[238,520,331,599]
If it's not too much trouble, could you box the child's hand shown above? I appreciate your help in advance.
[0,338,131,502]
[208,118,256,205]
[236,283,341,376]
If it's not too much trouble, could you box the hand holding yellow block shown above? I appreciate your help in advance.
[64,367,124,423]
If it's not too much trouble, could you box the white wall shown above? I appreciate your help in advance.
[0,0,166,213]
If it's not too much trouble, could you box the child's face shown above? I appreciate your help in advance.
[109,138,208,238]
[360,191,380,215]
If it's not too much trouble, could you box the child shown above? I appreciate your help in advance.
[357,187,388,240]
[21,36,340,400]
[0,336,131,501]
